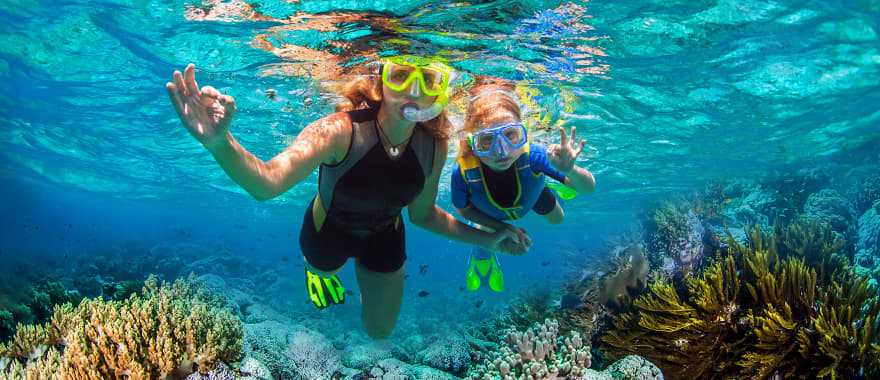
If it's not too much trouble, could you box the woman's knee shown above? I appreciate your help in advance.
[355,263,405,339]
[364,320,395,339]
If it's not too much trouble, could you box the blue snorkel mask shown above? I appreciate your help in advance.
[467,122,529,159]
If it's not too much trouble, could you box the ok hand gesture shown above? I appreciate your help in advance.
[166,63,236,150]
[547,126,587,174]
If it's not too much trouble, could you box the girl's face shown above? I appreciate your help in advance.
[472,115,528,172]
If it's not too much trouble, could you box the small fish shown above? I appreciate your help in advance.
[233,223,247,229]
[419,264,428,275]
[458,285,466,292]
[404,274,410,279]
[475,300,484,308]
[280,256,289,262]
[265,88,277,100]
[541,261,551,267]
[417,290,430,297]
[345,290,355,297]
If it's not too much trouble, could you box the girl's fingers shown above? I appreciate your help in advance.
[559,127,568,146]
[576,140,586,157]
[570,126,577,143]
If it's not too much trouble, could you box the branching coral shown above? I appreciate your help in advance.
[0,274,243,379]
[602,225,880,379]
[468,319,591,379]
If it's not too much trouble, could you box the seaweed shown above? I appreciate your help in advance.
[601,223,880,379]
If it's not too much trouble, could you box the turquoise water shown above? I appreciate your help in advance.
[1,0,879,378]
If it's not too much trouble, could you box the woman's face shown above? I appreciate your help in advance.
[472,115,527,172]
[382,81,438,119]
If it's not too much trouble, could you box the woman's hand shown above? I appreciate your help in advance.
[547,126,587,174]
[166,63,236,151]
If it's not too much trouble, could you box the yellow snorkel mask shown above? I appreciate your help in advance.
[380,55,455,122]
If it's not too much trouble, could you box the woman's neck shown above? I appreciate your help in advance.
[377,103,416,145]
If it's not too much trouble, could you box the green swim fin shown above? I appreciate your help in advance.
[548,182,578,200]
[306,268,345,309]
[465,251,504,292]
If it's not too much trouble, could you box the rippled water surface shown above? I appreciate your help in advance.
[3,0,878,213]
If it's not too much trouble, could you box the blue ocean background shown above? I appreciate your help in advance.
[0,0,878,378]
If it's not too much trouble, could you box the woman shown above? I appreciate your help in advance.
[452,80,596,292]
[165,57,528,339]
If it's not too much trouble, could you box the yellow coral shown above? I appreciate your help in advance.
[0,274,242,379]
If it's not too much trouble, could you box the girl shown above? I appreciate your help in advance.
[451,80,596,292]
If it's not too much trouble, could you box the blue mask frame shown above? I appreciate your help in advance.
[467,122,528,158]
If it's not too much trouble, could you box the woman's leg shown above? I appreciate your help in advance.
[354,261,405,339]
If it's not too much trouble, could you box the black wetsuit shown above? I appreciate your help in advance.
[299,108,435,273]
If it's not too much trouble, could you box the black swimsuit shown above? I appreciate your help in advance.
[481,163,558,215]
[299,108,435,273]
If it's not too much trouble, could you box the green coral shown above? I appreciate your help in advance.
[602,223,880,379]
[0,274,243,379]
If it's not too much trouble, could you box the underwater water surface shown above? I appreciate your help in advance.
[1,0,879,379]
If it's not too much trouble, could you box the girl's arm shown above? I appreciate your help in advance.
[547,126,596,194]
[563,166,596,194]
[408,140,528,254]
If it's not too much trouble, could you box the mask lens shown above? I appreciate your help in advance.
[475,133,495,153]
[386,64,415,86]
[420,67,443,92]
[502,124,525,146]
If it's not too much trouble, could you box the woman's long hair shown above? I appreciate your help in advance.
[458,77,522,160]
[334,72,452,140]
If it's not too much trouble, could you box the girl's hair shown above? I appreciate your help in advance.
[459,77,522,159]
[334,71,451,140]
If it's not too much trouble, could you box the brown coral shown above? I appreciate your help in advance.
[0,274,243,379]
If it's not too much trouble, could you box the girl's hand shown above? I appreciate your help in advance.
[547,126,587,174]
[488,225,532,255]
[166,63,237,151]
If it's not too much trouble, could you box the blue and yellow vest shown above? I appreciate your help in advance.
[457,144,547,221]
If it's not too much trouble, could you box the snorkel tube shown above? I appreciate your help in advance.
[402,92,449,122]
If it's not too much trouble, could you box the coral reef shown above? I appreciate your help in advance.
[801,189,856,236]
[362,357,459,380]
[645,201,706,276]
[242,321,300,378]
[601,225,880,379]
[286,328,343,379]
[0,274,243,378]
[854,203,880,285]
[467,319,592,379]
[580,355,664,380]
[847,172,880,215]
[595,245,650,308]
[417,334,471,375]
